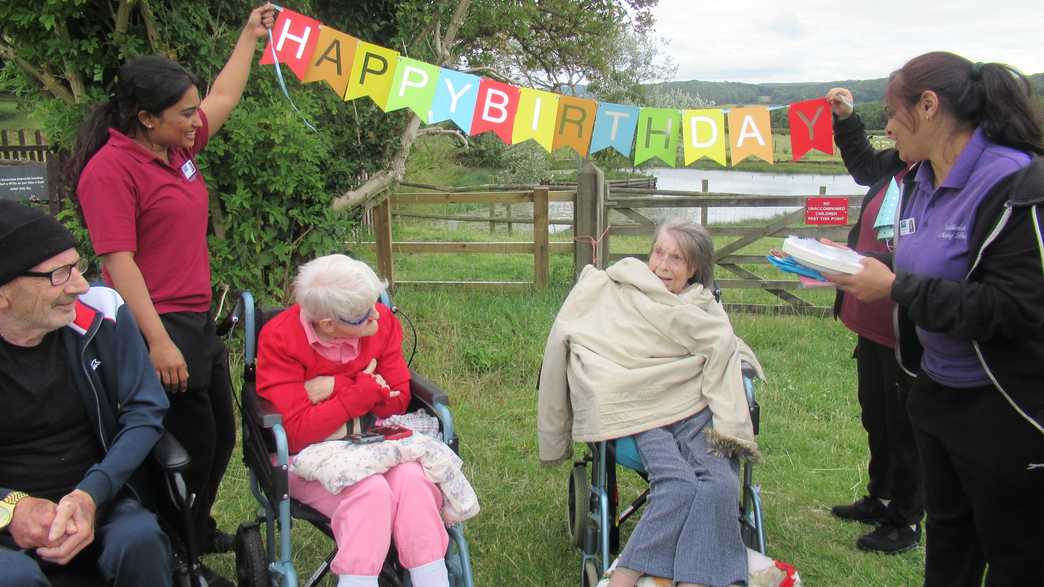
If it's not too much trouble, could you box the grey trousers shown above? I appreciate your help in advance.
[618,409,747,586]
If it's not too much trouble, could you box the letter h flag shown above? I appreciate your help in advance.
[788,98,833,161]
[260,8,321,81]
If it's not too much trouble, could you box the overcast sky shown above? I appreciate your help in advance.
[651,0,1043,84]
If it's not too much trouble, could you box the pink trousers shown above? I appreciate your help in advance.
[288,461,449,575]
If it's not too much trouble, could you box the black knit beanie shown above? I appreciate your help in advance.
[0,200,77,287]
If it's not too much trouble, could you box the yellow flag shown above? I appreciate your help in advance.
[344,42,399,111]
[302,26,358,97]
[512,88,560,152]
[682,109,727,167]
[727,107,774,165]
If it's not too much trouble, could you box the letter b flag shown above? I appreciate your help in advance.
[260,8,321,81]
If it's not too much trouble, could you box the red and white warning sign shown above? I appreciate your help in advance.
[805,197,849,225]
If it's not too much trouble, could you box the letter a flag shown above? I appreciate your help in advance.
[552,96,597,157]
[682,109,727,166]
[788,98,833,161]
[512,88,560,152]
[589,103,639,157]
[386,58,440,122]
[470,79,520,144]
[260,8,321,81]
[301,26,357,97]
[344,42,399,111]
[635,108,681,167]
[728,107,773,165]
[429,69,480,134]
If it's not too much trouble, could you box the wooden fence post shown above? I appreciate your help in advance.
[506,203,513,235]
[533,187,549,288]
[373,197,395,291]
[575,162,605,279]
[488,204,495,233]
[701,179,709,225]
[819,185,827,195]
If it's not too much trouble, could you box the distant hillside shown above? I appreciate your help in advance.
[652,72,1044,107]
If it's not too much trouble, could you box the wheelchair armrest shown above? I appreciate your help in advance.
[409,369,449,407]
[255,394,285,429]
[740,360,759,382]
[151,430,190,472]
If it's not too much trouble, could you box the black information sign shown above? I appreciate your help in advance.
[0,162,49,202]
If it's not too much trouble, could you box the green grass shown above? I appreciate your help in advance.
[202,216,924,586]
[0,98,38,129]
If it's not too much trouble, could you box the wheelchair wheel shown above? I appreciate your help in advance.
[568,464,591,548]
[581,559,600,587]
[234,523,271,587]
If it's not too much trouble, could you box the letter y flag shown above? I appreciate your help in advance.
[788,98,833,161]
[260,8,321,81]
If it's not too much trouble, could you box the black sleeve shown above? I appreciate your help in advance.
[834,113,904,187]
[890,205,1044,341]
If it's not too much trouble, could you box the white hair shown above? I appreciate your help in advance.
[293,254,386,321]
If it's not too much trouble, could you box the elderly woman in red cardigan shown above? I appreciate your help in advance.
[256,254,449,587]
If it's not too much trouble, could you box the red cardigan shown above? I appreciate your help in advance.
[256,303,411,453]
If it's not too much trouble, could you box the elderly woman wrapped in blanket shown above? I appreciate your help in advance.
[539,221,764,587]
[257,254,477,587]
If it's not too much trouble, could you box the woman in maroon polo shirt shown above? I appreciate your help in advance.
[66,3,275,576]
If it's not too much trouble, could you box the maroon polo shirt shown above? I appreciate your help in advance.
[78,111,212,314]
[839,176,899,348]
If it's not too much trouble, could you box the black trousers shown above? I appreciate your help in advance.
[855,336,923,526]
[158,311,235,553]
[907,375,1044,587]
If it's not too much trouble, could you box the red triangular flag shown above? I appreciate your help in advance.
[788,98,833,161]
[259,9,321,81]
[469,79,520,145]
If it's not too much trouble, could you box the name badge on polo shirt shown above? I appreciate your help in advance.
[898,217,916,236]
[180,159,198,181]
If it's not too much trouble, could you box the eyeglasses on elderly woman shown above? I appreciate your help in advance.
[337,300,379,326]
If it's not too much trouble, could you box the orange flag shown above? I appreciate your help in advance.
[728,107,774,165]
[552,96,597,157]
[301,26,358,97]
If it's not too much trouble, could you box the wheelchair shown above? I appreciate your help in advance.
[566,359,766,586]
[229,291,475,587]
[44,430,205,587]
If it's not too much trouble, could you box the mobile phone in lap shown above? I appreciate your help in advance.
[368,425,413,440]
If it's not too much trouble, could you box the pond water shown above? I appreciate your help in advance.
[644,167,864,224]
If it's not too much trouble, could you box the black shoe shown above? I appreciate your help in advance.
[856,523,921,554]
[204,529,235,554]
[200,563,236,587]
[831,495,887,525]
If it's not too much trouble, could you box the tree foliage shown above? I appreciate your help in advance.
[1,0,662,303]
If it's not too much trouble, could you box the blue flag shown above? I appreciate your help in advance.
[589,103,639,157]
[429,69,480,134]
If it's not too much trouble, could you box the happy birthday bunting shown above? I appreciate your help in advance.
[429,69,480,133]
[344,42,399,110]
[385,58,440,122]
[301,26,357,96]
[260,8,321,81]
[589,103,639,157]
[788,98,833,161]
[728,107,773,165]
[682,109,727,167]
[470,79,520,145]
[512,88,560,152]
[635,108,681,167]
[552,96,597,157]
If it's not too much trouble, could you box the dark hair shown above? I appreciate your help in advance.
[65,56,201,190]
[650,220,715,289]
[886,51,1043,155]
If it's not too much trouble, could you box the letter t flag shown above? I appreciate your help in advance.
[260,8,321,81]
[788,98,833,161]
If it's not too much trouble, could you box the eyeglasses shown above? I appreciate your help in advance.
[22,258,89,286]
[337,303,376,326]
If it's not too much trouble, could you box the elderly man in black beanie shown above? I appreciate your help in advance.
[0,200,172,587]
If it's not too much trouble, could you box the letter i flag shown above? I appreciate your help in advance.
[513,88,560,152]
[470,79,521,144]
[788,98,833,161]
[260,8,321,81]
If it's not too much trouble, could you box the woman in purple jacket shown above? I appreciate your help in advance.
[829,52,1043,587]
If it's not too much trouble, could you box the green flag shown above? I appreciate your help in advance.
[634,108,681,167]
[385,57,440,122]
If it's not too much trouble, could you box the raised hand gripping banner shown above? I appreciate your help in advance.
[260,8,321,81]
[728,107,773,165]
[788,98,833,161]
